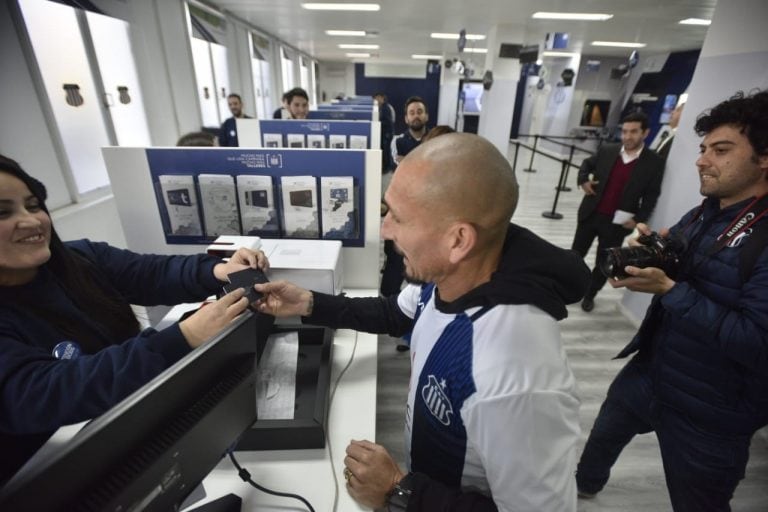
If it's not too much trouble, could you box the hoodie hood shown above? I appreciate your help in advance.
[436,224,590,320]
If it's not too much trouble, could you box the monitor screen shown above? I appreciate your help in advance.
[0,311,274,512]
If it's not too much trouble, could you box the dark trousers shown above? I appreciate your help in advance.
[380,240,404,296]
[577,356,751,511]
[381,134,394,172]
[571,212,632,299]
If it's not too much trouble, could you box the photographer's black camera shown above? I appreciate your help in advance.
[600,232,686,279]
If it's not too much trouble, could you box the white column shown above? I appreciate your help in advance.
[476,25,522,156]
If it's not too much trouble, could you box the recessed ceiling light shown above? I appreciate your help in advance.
[463,48,488,54]
[533,12,613,21]
[678,18,711,25]
[346,52,371,58]
[411,54,442,59]
[301,3,380,11]
[542,51,579,57]
[591,41,646,48]
[338,43,379,49]
[326,30,367,36]
[430,32,486,41]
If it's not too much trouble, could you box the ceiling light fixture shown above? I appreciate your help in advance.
[430,32,486,41]
[411,54,442,59]
[338,43,379,49]
[542,51,579,57]
[301,3,380,11]
[678,18,711,25]
[463,48,488,53]
[532,12,613,21]
[346,52,371,58]
[591,41,646,48]
[326,30,367,36]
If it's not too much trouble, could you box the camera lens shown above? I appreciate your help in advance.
[599,247,624,278]
[599,245,661,278]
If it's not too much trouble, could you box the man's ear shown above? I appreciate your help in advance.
[758,154,768,174]
[447,222,477,264]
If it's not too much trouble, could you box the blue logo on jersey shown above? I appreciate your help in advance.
[421,374,453,426]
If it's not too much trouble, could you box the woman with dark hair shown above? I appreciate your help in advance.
[0,154,268,482]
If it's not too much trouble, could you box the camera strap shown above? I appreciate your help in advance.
[706,194,768,257]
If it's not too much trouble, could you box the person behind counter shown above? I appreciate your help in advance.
[0,154,268,483]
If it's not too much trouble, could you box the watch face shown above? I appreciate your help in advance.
[387,474,413,510]
[387,490,409,511]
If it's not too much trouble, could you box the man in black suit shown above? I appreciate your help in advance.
[656,102,685,162]
[572,112,664,312]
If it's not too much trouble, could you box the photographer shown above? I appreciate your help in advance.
[576,90,768,511]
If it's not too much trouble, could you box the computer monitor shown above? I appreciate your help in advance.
[0,311,274,512]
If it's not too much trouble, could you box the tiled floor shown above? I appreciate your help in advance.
[374,143,768,511]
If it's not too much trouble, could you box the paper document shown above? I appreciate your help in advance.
[612,209,635,225]
[256,331,299,420]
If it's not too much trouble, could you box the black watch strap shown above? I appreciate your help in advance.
[387,473,414,511]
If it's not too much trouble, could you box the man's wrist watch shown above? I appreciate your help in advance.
[387,473,414,511]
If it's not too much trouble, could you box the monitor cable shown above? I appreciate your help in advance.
[326,329,360,512]
[227,451,316,512]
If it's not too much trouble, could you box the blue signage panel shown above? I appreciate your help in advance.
[307,109,373,121]
[146,148,366,247]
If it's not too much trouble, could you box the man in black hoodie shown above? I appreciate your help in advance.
[256,133,590,511]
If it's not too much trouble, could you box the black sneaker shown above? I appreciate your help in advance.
[581,297,595,312]
[396,344,410,352]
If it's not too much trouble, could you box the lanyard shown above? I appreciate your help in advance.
[707,194,768,256]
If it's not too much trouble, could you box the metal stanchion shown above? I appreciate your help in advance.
[511,141,520,174]
[542,160,568,220]
[523,135,538,173]
[556,145,576,192]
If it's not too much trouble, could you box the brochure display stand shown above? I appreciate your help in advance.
[102,146,382,288]
[238,118,380,151]
[144,148,366,246]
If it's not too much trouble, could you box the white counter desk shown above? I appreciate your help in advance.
[181,288,379,512]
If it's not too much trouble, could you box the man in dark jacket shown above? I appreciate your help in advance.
[218,93,251,147]
[576,90,768,511]
[256,133,590,511]
[572,112,665,311]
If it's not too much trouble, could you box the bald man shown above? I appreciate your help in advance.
[255,133,589,511]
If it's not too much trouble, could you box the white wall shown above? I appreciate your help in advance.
[52,196,127,248]
[437,69,460,127]
[0,1,73,210]
[317,62,356,102]
[535,55,581,155]
[477,25,521,156]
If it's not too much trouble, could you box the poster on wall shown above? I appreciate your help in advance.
[198,174,240,236]
[263,133,283,147]
[329,134,347,149]
[280,175,319,238]
[658,94,678,124]
[320,176,357,239]
[581,100,611,127]
[158,175,203,236]
[307,134,325,148]
[237,175,280,236]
